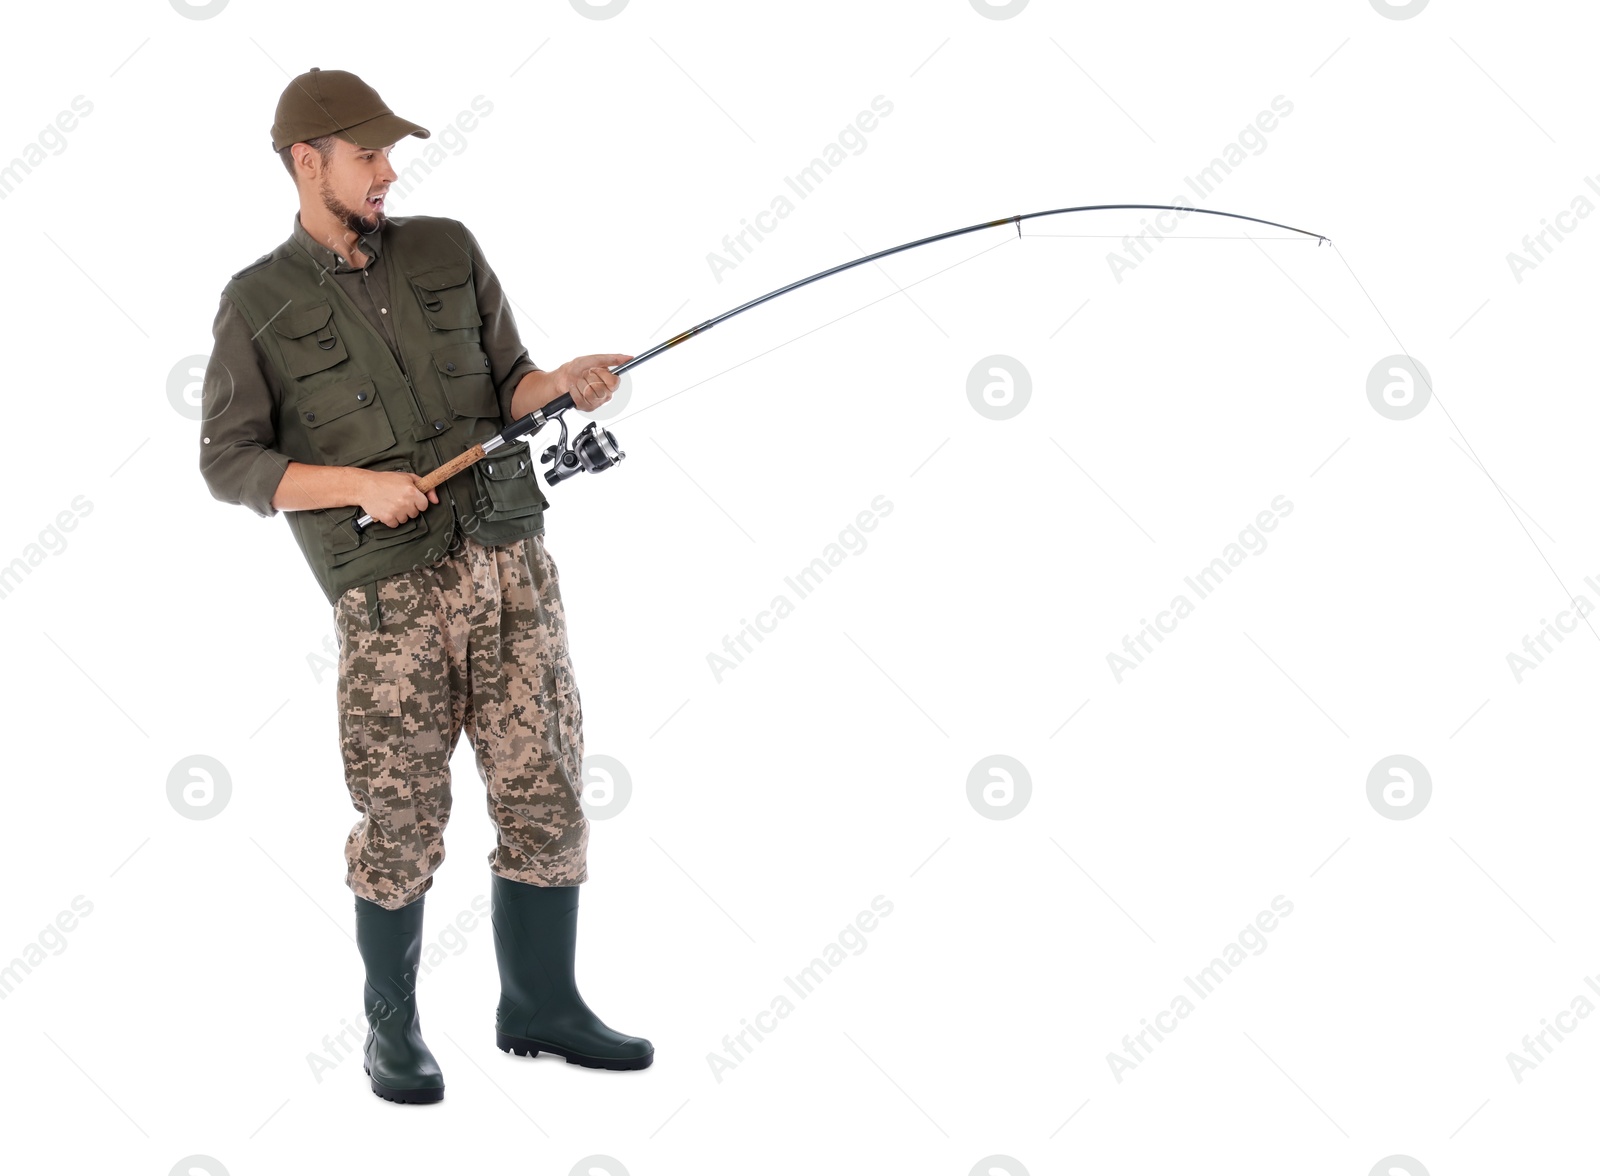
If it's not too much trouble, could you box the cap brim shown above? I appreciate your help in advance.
[335,112,430,150]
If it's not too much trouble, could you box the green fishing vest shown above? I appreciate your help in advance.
[224,214,549,612]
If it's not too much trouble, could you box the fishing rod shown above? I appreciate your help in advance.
[354,202,1328,532]
[613,202,1328,377]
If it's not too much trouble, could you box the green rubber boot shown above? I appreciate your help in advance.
[354,894,445,1104]
[491,874,653,1070]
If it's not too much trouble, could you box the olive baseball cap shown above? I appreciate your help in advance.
[270,67,430,152]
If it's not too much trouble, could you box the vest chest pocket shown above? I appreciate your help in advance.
[470,439,548,522]
[294,376,397,466]
[434,342,498,418]
[272,300,349,378]
[409,261,482,331]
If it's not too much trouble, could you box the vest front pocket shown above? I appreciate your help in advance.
[434,342,498,418]
[409,260,482,331]
[272,299,349,378]
[295,376,397,466]
[469,439,548,523]
[318,497,425,570]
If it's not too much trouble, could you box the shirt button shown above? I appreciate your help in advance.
[433,420,447,432]
[380,307,388,314]
[446,362,456,372]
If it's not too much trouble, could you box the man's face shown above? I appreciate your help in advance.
[313,136,399,235]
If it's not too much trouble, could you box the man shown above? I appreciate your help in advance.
[198,67,652,1104]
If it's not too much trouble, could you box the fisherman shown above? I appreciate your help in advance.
[197,66,652,1103]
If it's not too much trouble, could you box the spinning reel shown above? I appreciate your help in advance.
[348,389,624,533]
[538,408,625,487]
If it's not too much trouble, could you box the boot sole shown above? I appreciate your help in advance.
[364,1062,445,1104]
[496,1031,653,1070]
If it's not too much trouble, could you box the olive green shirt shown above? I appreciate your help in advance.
[201,214,541,518]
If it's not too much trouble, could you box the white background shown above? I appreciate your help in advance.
[0,1,1594,1173]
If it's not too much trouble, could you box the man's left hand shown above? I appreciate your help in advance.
[552,354,633,412]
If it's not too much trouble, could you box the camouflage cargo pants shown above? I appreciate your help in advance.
[333,533,588,911]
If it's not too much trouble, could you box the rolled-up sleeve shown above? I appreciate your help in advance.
[197,294,291,519]
[458,223,542,426]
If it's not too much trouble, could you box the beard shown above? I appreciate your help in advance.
[320,176,383,237]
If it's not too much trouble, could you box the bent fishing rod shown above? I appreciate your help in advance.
[354,202,1328,532]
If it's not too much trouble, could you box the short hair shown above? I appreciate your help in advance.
[278,134,339,180]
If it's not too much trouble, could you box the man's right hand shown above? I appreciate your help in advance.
[359,470,438,528]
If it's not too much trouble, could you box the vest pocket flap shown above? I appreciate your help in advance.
[479,443,533,481]
[433,342,493,379]
[297,377,378,429]
[410,261,472,294]
[273,300,347,378]
[411,262,481,328]
[272,301,335,339]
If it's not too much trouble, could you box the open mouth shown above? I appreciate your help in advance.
[366,194,386,211]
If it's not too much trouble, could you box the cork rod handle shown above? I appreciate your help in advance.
[351,443,487,531]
